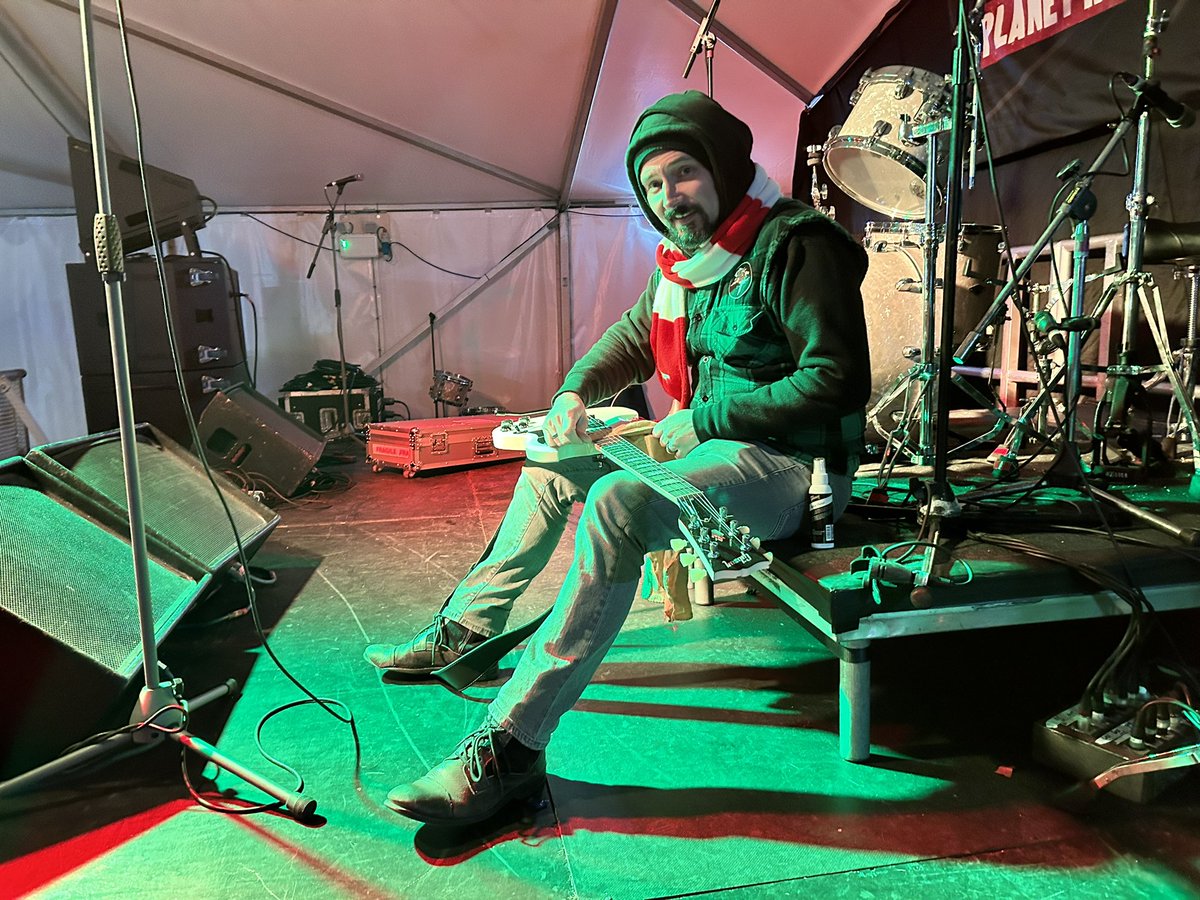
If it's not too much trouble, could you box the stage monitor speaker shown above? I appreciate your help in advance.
[0,457,210,778]
[197,384,326,498]
[27,423,280,577]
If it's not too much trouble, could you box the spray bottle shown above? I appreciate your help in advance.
[808,456,835,549]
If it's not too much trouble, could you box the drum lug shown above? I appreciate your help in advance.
[872,120,893,140]
[827,124,841,140]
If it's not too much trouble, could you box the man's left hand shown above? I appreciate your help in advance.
[651,408,700,458]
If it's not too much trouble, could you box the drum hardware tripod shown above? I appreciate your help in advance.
[1115,218,1200,464]
[0,0,316,816]
[867,120,1014,476]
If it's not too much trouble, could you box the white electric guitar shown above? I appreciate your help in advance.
[493,408,773,583]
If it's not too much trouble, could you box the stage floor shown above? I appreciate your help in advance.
[3,442,1200,899]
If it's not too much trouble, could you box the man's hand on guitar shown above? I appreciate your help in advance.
[542,391,589,448]
[652,408,699,458]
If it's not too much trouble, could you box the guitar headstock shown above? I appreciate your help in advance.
[670,504,773,582]
[497,415,539,437]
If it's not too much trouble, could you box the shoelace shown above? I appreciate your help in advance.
[424,615,467,664]
[458,729,500,795]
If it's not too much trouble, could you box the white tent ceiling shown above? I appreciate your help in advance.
[2,0,903,214]
[1,0,908,446]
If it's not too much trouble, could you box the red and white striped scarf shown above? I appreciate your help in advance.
[650,165,780,407]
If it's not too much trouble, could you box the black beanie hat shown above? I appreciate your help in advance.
[626,91,755,238]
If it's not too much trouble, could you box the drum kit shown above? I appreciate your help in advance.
[819,64,1007,466]
[822,2,1200,542]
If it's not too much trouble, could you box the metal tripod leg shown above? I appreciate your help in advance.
[1163,264,1200,460]
[0,678,317,817]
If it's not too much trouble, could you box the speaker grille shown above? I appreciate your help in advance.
[0,484,202,677]
[27,426,279,575]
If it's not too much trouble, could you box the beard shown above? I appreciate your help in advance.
[664,205,714,253]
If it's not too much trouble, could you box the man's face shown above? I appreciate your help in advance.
[639,150,719,253]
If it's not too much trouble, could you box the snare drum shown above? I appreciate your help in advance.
[861,223,1004,436]
[429,369,473,406]
[823,66,950,220]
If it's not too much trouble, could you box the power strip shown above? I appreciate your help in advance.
[1032,702,1196,802]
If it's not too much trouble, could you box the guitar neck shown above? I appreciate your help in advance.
[591,432,703,509]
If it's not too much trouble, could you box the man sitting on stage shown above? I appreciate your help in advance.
[366,90,871,824]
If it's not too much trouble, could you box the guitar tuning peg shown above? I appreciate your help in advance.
[749,537,761,549]
[688,567,709,583]
[737,525,751,535]
[670,538,688,553]
[679,553,697,567]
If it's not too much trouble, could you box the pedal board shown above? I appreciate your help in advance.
[1032,703,1195,802]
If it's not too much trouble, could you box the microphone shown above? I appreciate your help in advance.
[1034,310,1097,334]
[1031,309,1067,352]
[326,173,364,188]
[1117,72,1195,128]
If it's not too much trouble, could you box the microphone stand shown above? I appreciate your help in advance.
[682,0,720,97]
[911,0,973,585]
[0,0,315,818]
[306,183,361,445]
[428,311,442,418]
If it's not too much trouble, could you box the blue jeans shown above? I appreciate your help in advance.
[440,440,852,750]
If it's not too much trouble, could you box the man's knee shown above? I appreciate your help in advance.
[581,471,671,544]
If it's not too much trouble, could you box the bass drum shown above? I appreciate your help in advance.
[823,66,950,220]
[861,222,1005,439]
